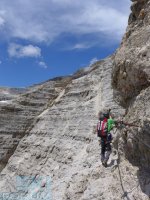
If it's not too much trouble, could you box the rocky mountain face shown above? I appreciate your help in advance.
[113,0,150,175]
[0,77,71,171]
[0,87,28,101]
[0,0,150,200]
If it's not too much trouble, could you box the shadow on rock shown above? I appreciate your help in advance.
[137,168,150,198]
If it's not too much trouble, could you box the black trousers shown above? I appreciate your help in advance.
[101,137,112,162]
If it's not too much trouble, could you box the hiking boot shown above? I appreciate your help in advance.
[102,160,107,167]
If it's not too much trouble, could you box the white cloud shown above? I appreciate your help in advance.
[39,61,48,69]
[89,57,98,66]
[0,60,2,64]
[0,0,131,45]
[68,43,92,50]
[0,17,4,26]
[8,43,41,58]
[0,10,5,27]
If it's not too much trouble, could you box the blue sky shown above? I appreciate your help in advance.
[0,0,131,88]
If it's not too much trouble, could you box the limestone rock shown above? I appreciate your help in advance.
[113,0,150,104]
[0,77,71,171]
[112,1,150,198]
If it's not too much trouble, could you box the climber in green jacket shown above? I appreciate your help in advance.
[96,109,116,167]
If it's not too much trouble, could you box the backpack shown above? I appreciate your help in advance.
[97,118,108,138]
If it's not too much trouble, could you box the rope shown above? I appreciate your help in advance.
[113,127,140,199]
[114,122,150,150]
[117,151,140,200]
